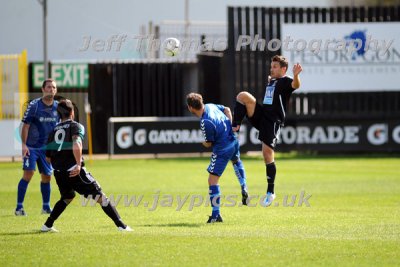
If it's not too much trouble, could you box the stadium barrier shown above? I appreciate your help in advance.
[108,117,209,155]
[108,117,400,155]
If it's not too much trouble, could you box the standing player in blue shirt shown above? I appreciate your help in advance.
[187,93,248,223]
[15,79,59,216]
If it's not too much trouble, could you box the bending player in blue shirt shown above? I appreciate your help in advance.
[187,93,248,223]
[15,79,59,216]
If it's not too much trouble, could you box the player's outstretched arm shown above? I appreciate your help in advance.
[223,107,233,122]
[291,63,303,89]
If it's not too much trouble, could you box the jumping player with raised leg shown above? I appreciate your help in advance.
[232,55,302,206]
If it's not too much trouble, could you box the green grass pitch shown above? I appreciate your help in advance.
[0,155,399,266]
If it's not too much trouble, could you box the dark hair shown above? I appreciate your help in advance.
[186,93,204,110]
[271,55,288,69]
[57,99,74,119]
[42,78,56,89]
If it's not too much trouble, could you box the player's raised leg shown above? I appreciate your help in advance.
[232,91,257,130]
[262,143,276,207]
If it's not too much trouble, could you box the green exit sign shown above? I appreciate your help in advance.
[33,63,89,88]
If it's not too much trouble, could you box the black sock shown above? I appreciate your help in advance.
[101,201,126,228]
[266,162,276,193]
[45,200,68,228]
[233,101,247,127]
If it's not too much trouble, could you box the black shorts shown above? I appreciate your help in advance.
[247,103,282,150]
[54,167,103,200]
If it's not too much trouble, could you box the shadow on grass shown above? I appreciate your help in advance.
[0,230,52,236]
[141,223,202,228]
[0,215,18,218]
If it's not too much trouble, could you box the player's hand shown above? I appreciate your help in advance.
[232,125,241,132]
[69,165,81,177]
[293,63,303,76]
[202,141,212,148]
[22,144,30,158]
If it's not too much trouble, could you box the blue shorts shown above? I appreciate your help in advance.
[22,148,53,176]
[207,140,240,177]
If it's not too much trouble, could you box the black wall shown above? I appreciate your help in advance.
[225,6,400,118]
[29,62,195,153]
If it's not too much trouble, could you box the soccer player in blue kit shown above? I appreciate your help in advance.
[15,79,59,216]
[187,93,248,223]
